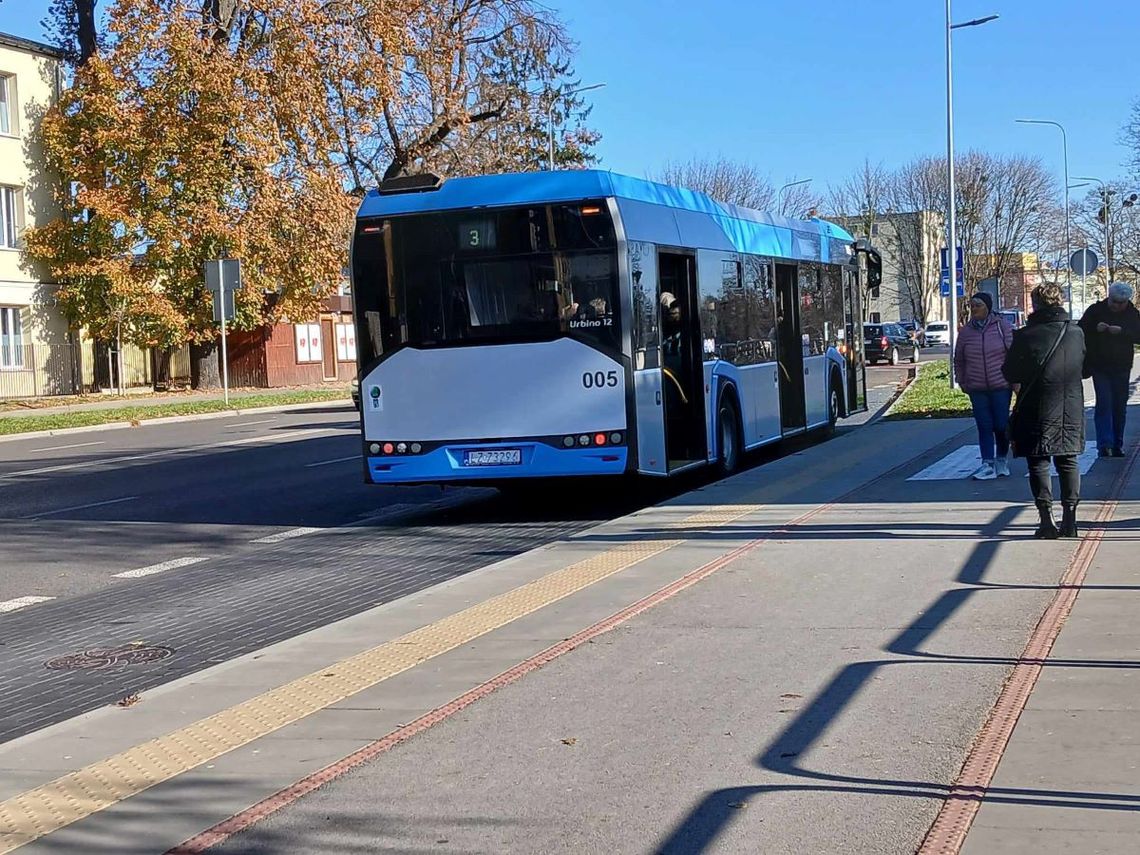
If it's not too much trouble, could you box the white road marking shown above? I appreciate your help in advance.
[21,495,140,519]
[907,445,986,481]
[908,442,1099,481]
[0,596,55,614]
[0,427,347,481]
[31,441,106,452]
[113,556,209,579]
[227,419,276,428]
[305,455,359,468]
[251,493,477,545]
[251,527,324,544]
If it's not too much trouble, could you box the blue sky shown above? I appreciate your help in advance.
[3,0,1138,195]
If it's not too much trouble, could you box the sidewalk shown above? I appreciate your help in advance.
[0,401,1137,853]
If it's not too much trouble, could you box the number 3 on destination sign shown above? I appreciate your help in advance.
[468,229,479,247]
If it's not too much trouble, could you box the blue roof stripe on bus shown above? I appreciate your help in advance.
[356,170,854,263]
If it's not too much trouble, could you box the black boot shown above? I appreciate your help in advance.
[1035,502,1060,539]
[1059,504,1079,538]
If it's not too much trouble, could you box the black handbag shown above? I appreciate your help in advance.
[1008,324,1068,456]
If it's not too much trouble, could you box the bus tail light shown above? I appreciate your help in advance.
[372,442,425,456]
[563,433,624,449]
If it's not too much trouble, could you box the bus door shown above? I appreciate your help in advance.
[842,266,867,413]
[775,262,806,433]
[658,250,707,471]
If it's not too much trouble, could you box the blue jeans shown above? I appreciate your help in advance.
[1092,368,1131,451]
[969,389,1013,461]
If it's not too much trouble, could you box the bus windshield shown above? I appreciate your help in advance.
[353,202,620,367]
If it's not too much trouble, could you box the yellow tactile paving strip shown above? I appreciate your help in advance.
[0,502,765,852]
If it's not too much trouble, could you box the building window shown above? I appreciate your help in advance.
[0,186,23,248]
[294,323,321,363]
[0,75,12,135]
[0,307,24,369]
[869,312,881,324]
[335,322,356,361]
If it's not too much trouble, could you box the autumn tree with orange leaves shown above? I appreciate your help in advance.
[27,0,599,387]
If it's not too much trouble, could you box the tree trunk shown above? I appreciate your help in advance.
[190,340,222,390]
[77,0,98,63]
[153,347,173,391]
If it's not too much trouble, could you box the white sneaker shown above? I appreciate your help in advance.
[973,462,998,481]
[994,457,1011,477]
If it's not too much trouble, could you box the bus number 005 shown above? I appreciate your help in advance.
[582,371,618,389]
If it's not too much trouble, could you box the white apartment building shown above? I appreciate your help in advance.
[0,31,76,397]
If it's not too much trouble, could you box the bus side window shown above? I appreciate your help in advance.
[743,256,776,365]
[821,265,845,350]
[630,242,659,370]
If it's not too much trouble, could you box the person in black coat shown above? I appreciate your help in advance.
[1078,282,1140,457]
[1002,282,1087,539]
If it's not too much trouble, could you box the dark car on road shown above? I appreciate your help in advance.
[864,322,920,365]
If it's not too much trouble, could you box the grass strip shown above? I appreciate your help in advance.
[0,389,348,436]
[883,360,973,420]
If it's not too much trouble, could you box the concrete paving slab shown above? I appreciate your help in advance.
[207,487,1082,855]
[956,454,1140,853]
[963,826,1140,855]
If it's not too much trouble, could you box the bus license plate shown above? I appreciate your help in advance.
[463,449,522,466]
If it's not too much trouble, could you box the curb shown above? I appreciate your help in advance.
[0,399,353,444]
[872,364,920,424]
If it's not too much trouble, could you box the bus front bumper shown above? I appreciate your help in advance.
[366,442,629,484]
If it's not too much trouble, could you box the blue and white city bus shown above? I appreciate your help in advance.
[350,170,881,485]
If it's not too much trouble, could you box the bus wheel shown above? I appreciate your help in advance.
[827,371,842,434]
[889,347,900,366]
[717,397,742,476]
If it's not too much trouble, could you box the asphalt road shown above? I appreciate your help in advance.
[0,377,904,743]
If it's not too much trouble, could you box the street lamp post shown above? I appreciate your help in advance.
[1073,175,1113,280]
[1017,118,1071,315]
[777,178,812,215]
[945,4,999,388]
[547,82,606,171]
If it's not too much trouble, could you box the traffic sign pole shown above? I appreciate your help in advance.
[218,260,229,406]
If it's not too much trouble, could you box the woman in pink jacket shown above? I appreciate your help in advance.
[954,292,1014,480]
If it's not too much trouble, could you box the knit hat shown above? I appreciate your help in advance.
[970,292,993,312]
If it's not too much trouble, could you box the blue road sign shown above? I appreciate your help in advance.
[940,246,964,297]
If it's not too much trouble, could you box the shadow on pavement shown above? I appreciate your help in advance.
[654,432,1140,854]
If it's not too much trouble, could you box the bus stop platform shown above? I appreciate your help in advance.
[1,396,1139,854]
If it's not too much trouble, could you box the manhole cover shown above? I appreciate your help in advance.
[45,644,174,671]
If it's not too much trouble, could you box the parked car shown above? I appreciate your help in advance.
[863,322,920,365]
[924,321,950,346]
[899,320,926,347]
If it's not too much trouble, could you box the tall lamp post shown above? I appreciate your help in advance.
[777,178,812,215]
[547,82,606,171]
[1016,119,1071,315]
[945,4,999,388]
